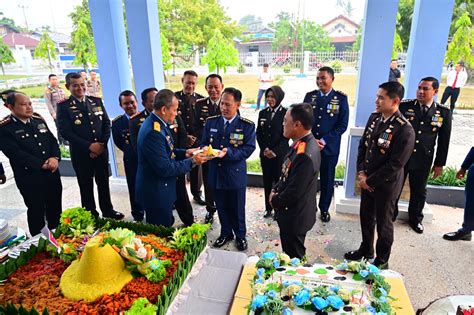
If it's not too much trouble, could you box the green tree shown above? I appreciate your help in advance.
[239,15,263,32]
[161,32,172,71]
[202,29,238,74]
[34,32,57,72]
[270,12,297,52]
[445,12,474,67]
[450,0,474,37]
[352,27,362,52]
[0,37,15,87]
[396,0,414,50]
[69,0,96,70]
[336,0,354,18]
[298,20,334,52]
[392,13,404,59]
[158,0,240,53]
[0,12,22,32]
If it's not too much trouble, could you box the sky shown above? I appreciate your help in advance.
[0,0,366,35]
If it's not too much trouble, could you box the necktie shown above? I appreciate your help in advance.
[224,121,230,132]
[271,109,276,120]
[422,105,428,116]
[451,71,459,88]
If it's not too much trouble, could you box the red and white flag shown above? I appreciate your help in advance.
[41,226,61,253]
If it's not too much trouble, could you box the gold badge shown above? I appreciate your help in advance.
[74,119,81,125]
[154,121,161,132]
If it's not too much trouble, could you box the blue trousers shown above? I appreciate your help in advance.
[256,89,267,110]
[214,188,246,239]
[318,154,339,213]
[460,164,474,232]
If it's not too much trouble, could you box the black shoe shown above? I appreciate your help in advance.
[344,250,374,261]
[102,210,125,220]
[213,235,234,248]
[443,230,472,241]
[133,217,144,222]
[236,238,248,251]
[263,210,273,218]
[320,212,331,222]
[411,222,424,234]
[372,258,389,270]
[193,196,206,206]
[204,211,215,224]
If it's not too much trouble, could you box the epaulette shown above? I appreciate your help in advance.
[0,116,12,127]
[44,87,51,94]
[130,112,141,120]
[239,116,254,125]
[57,98,69,105]
[437,102,450,110]
[401,99,415,103]
[112,114,123,123]
[153,121,161,132]
[335,90,347,96]
[207,115,220,120]
[296,141,306,155]
[86,95,101,102]
[32,112,45,121]
[196,97,207,103]
[395,116,407,126]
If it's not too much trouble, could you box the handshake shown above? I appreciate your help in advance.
[186,145,227,165]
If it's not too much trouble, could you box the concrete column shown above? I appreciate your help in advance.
[303,51,310,73]
[89,0,133,177]
[336,0,399,212]
[194,46,200,67]
[404,0,455,98]
[251,52,259,73]
[124,0,165,101]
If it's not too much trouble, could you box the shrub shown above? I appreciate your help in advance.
[283,65,291,73]
[247,159,262,173]
[237,63,246,73]
[60,145,71,159]
[428,166,466,187]
[331,60,342,73]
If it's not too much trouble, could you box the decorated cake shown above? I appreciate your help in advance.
[0,207,208,314]
[248,251,395,314]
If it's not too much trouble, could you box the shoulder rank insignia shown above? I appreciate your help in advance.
[153,121,161,132]
[401,99,415,103]
[335,90,347,96]
[32,112,45,121]
[196,97,207,103]
[207,115,220,120]
[112,115,123,123]
[395,117,406,126]
[297,142,306,155]
[0,116,12,126]
[239,116,254,125]
[130,112,140,120]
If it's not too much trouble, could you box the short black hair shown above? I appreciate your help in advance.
[48,74,57,79]
[141,87,158,103]
[118,90,137,105]
[205,74,223,85]
[90,70,96,73]
[154,89,176,110]
[1,89,18,107]
[379,81,405,100]
[318,66,335,78]
[263,63,269,67]
[222,87,242,102]
[66,72,82,85]
[183,70,198,78]
[289,103,313,130]
[419,77,439,90]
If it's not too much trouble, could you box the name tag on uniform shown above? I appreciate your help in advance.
[210,128,218,132]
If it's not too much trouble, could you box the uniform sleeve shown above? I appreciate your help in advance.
[302,92,311,103]
[129,119,139,153]
[111,120,124,152]
[366,124,415,188]
[44,90,54,117]
[461,147,474,170]
[324,95,349,140]
[433,109,452,167]
[0,128,45,171]
[256,112,266,150]
[100,99,111,144]
[272,154,314,210]
[47,121,61,160]
[142,130,192,177]
[224,124,256,162]
[56,102,92,152]
[176,116,188,149]
[357,118,371,173]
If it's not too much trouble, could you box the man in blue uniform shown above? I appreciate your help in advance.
[303,66,349,222]
[112,90,143,221]
[201,87,256,251]
[129,87,158,152]
[135,89,208,227]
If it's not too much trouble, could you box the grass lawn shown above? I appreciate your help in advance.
[0,74,31,80]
